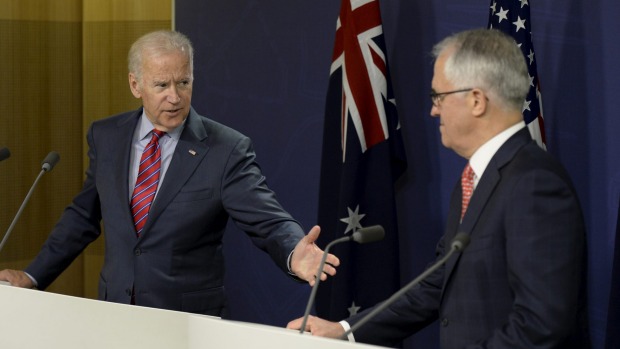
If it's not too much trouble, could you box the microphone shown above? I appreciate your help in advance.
[350,225,384,244]
[41,151,60,172]
[0,151,60,255]
[342,232,471,338]
[0,147,10,162]
[299,225,385,334]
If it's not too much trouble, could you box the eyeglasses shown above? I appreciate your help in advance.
[430,88,473,107]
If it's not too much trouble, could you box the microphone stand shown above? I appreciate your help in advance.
[0,152,60,255]
[299,235,351,334]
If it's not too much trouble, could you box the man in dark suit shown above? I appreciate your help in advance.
[0,30,339,316]
[287,28,589,348]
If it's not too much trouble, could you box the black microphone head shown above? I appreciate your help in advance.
[41,151,60,172]
[451,232,471,252]
[0,147,10,162]
[352,225,385,244]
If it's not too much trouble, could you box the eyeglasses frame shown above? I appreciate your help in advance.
[430,88,474,107]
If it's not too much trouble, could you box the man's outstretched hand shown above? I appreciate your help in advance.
[290,225,340,286]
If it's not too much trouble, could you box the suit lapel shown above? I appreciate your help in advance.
[111,109,142,235]
[141,108,209,234]
[440,128,533,298]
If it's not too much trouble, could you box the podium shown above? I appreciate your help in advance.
[0,283,386,349]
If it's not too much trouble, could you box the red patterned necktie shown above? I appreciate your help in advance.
[460,163,475,220]
[131,130,165,236]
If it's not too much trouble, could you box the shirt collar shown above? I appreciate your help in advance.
[469,121,526,181]
[137,110,186,142]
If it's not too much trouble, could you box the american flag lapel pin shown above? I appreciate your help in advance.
[189,149,196,156]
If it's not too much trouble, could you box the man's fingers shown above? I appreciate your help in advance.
[325,253,340,268]
[0,269,32,288]
[286,317,304,330]
[320,264,337,279]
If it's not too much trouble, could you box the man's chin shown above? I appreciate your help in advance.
[439,135,450,149]
[166,118,185,129]
[156,116,186,132]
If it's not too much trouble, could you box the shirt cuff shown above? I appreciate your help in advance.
[24,272,38,288]
[339,320,355,342]
[287,250,295,275]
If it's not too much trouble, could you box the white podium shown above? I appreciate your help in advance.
[0,284,386,349]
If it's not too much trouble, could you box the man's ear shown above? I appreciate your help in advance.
[471,88,488,117]
[129,73,141,99]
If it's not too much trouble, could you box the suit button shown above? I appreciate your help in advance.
[440,317,449,327]
[125,288,132,296]
[134,248,141,256]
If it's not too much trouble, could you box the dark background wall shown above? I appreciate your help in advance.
[175,1,620,348]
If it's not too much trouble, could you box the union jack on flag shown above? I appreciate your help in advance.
[315,0,407,321]
[488,0,546,149]
[332,0,395,161]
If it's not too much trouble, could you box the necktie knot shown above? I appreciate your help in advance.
[151,129,165,140]
[460,164,475,221]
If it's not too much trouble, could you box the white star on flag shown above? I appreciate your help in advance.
[348,301,361,316]
[527,49,535,64]
[512,15,526,32]
[340,205,366,234]
[496,7,509,23]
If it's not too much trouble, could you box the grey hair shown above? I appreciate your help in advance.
[432,28,529,111]
[128,30,194,82]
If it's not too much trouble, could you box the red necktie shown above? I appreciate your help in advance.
[131,130,165,236]
[460,163,475,220]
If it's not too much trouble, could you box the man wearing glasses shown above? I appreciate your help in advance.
[287,28,590,349]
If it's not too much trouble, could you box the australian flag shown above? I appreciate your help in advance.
[315,0,407,321]
[488,0,547,149]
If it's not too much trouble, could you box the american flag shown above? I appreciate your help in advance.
[488,0,546,149]
[315,0,407,320]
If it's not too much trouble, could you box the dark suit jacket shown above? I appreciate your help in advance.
[348,128,590,348]
[25,107,305,316]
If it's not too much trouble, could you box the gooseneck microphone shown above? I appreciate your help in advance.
[0,151,60,255]
[299,225,385,334]
[41,151,60,172]
[342,232,471,338]
[0,147,10,162]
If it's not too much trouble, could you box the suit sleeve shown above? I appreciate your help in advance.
[219,136,305,273]
[24,124,103,289]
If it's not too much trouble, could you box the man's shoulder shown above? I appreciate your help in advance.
[91,108,140,129]
[499,136,575,190]
[188,109,248,142]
